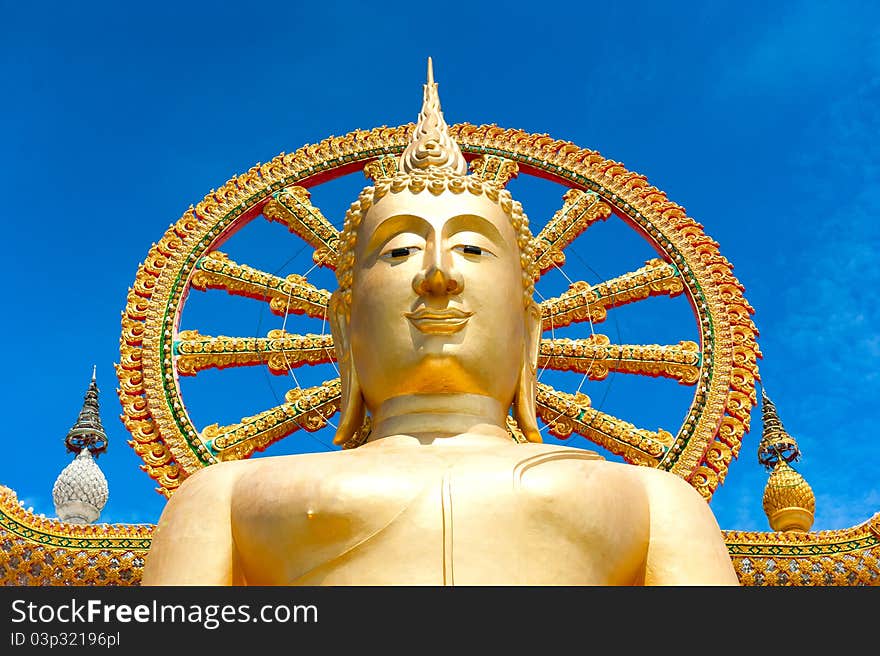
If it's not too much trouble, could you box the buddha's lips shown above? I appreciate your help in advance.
[405,308,473,334]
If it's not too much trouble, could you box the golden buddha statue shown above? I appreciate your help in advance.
[142,60,739,586]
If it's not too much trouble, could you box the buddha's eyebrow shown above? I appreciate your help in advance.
[363,214,430,254]
[443,214,507,249]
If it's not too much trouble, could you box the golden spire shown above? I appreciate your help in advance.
[757,388,800,467]
[398,57,467,175]
[758,388,815,533]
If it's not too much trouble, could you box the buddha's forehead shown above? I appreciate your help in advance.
[358,188,516,244]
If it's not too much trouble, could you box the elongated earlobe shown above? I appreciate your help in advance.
[328,292,365,446]
[513,301,542,443]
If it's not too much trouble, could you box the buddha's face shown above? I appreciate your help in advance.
[348,187,529,413]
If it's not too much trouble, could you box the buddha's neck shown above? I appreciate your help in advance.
[365,393,511,447]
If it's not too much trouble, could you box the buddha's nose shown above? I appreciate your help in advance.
[413,264,463,296]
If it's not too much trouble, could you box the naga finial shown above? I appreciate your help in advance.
[398,57,467,175]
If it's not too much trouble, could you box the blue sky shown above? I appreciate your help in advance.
[1,1,877,534]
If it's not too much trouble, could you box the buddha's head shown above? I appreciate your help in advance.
[329,59,542,445]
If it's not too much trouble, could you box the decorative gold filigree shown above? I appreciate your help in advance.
[540,258,684,330]
[339,416,373,450]
[262,186,339,269]
[505,415,529,443]
[0,487,151,586]
[723,513,880,586]
[175,329,335,376]
[535,383,674,467]
[533,189,612,274]
[190,251,331,318]
[539,334,700,384]
[201,379,342,461]
[363,155,399,182]
[468,154,519,187]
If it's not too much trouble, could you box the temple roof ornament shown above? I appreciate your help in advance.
[51,368,110,524]
[398,57,467,176]
[758,388,815,533]
[757,388,799,468]
[64,365,109,456]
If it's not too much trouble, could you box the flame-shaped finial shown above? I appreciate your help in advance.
[399,57,467,175]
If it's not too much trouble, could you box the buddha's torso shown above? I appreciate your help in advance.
[230,440,651,585]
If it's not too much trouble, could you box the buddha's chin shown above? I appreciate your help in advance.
[363,353,514,402]
[404,354,486,395]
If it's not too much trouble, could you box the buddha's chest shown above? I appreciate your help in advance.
[231,450,647,585]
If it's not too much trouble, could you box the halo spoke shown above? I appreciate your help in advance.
[262,186,339,269]
[539,335,700,384]
[190,251,331,318]
[540,258,684,330]
[175,329,335,376]
[201,380,341,461]
[535,383,674,467]
[533,189,612,275]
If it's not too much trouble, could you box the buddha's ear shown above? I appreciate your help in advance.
[514,300,542,443]
[328,291,365,446]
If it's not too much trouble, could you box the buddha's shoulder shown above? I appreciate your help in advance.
[508,446,702,514]
[170,454,320,490]
[511,441,605,461]
[172,458,256,494]
[509,442,638,480]
[157,460,257,515]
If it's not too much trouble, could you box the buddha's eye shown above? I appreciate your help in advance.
[382,246,421,260]
[455,244,493,257]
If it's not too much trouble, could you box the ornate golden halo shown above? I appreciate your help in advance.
[117,123,761,501]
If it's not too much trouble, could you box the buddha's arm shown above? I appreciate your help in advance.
[639,469,740,585]
[142,463,245,586]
